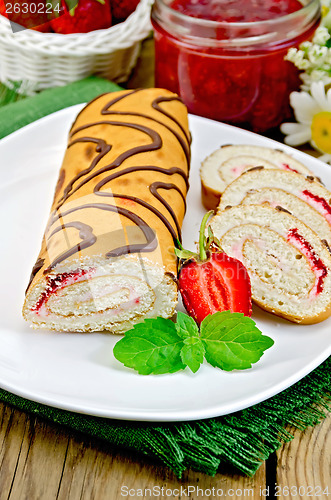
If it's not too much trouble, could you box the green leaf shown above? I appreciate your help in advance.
[174,247,197,260]
[63,0,79,15]
[113,318,185,375]
[200,312,274,371]
[206,225,214,251]
[175,238,184,250]
[199,210,214,260]
[180,336,205,373]
[175,311,199,339]
[176,312,204,372]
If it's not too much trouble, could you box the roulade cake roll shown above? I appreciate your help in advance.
[241,189,331,244]
[210,205,331,324]
[200,145,316,210]
[23,88,191,333]
[218,168,331,246]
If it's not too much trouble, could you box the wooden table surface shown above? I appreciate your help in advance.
[1,39,330,500]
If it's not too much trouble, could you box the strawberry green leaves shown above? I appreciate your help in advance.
[113,312,274,375]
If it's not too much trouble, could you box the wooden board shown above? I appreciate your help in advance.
[0,402,330,500]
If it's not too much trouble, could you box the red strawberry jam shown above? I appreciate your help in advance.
[282,164,299,173]
[32,268,95,314]
[170,0,303,22]
[302,190,331,225]
[287,229,327,295]
[151,0,320,132]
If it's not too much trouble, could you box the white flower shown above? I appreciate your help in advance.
[285,19,331,89]
[280,82,331,164]
[300,70,331,92]
[308,45,328,64]
[313,26,331,45]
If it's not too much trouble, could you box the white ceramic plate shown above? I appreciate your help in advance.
[0,105,330,422]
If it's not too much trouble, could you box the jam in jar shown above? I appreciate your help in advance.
[152,0,321,132]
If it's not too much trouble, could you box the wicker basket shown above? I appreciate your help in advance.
[0,0,154,92]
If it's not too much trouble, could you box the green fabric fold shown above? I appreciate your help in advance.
[0,77,330,478]
[0,77,122,139]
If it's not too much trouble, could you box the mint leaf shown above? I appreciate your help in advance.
[113,318,185,375]
[180,336,205,373]
[176,311,204,372]
[200,311,274,371]
[175,311,199,339]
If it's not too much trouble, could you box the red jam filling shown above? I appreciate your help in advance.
[302,190,331,224]
[152,0,318,132]
[282,163,299,174]
[170,0,302,22]
[32,268,95,313]
[287,229,327,295]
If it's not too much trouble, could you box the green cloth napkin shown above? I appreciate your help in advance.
[0,77,122,139]
[0,78,330,478]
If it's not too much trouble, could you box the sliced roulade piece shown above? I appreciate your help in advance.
[210,205,331,324]
[219,169,331,244]
[241,188,331,245]
[200,144,316,210]
[23,88,191,333]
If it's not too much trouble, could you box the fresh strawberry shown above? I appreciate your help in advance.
[175,211,252,325]
[51,0,112,34]
[110,0,140,22]
[0,1,7,17]
[0,0,52,31]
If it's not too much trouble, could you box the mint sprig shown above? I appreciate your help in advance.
[113,311,274,375]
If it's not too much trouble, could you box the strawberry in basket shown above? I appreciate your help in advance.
[51,0,112,33]
[111,0,140,22]
[0,0,52,31]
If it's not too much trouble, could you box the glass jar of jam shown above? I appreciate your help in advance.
[151,0,321,132]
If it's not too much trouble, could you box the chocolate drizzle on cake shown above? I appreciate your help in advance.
[42,90,190,273]
[46,222,97,271]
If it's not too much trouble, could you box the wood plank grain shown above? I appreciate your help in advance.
[0,402,266,500]
[0,403,70,500]
[0,403,30,499]
[276,412,331,499]
[56,430,266,500]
